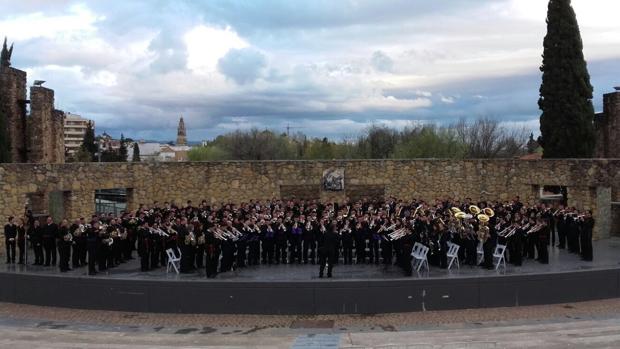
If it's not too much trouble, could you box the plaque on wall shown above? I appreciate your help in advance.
[322,168,344,192]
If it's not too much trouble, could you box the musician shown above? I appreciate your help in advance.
[29,220,44,265]
[58,219,72,272]
[261,219,275,264]
[219,221,236,272]
[353,218,367,264]
[86,221,100,275]
[70,219,81,268]
[536,216,549,264]
[137,221,151,272]
[194,221,205,269]
[478,221,493,270]
[42,216,58,266]
[16,218,26,264]
[178,218,194,273]
[318,223,338,278]
[247,220,261,265]
[234,218,248,268]
[580,211,594,261]
[340,218,354,265]
[380,218,394,265]
[555,207,567,249]
[302,216,317,264]
[149,222,162,269]
[369,217,381,264]
[289,218,303,264]
[98,223,111,271]
[274,217,288,264]
[204,225,220,278]
[4,217,17,264]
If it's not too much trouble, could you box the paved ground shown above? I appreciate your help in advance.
[3,238,620,282]
[1,299,620,347]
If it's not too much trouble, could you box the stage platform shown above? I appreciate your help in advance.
[1,239,619,315]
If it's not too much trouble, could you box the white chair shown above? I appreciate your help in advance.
[166,248,181,274]
[446,242,460,270]
[476,241,484,265]
[493,244,507,270]
[411,242,430,272]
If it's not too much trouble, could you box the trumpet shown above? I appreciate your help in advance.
[388,227,409,241]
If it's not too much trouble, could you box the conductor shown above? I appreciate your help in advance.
[318,223,339,278]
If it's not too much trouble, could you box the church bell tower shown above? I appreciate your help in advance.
[176,116,187,146]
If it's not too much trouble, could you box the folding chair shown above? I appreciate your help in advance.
[493,244,507,270]
[411,242,430,272]
[166,248,181,274]
[446,242,460,270]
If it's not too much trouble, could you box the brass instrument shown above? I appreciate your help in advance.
[388,227,409,241]
[477,225,490,243]
[469,205,481,215]
[477,214,490,223]
[63,231,73,243]
[197,234,206,245]
[483,207,495,217]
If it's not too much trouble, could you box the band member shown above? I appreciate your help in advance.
[261,220,275,264]
[137,221,151,272]
[205,226,220,278]
[16,218,26,264]
[318,223,339,278]
[29,220,44,265]
[42,216,58,266]
[302,217,316,264]
[195,222,205,269]
[4,216,17,264]
[340,219,354,265]
[274,217,288,264]
[289,218,303,264]
[86,221,99,275]
[353,219,367,264]
[58,219,72,272]
[580,211,594,261]
[247,220,261,266]
[536,217,549,264]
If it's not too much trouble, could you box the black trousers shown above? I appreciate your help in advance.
[319,250,336,277]
[17,239,25,263]
[195,246,205,268]
[43,239,56,266]
[342,243,353,264]
[275,242,287,263]
[139,249,150,272]
[59,243,71,271]
[205,249,219,278]
[369,240,380,263]
[262,241,274,264]
[289,239,302,263]
[248,241,260,265]
[354,239,366,262]
[302,240,316,263]
[88,245,97,274]
[236,241,247,267]
[33,243,44,265]
[5,240,16,262]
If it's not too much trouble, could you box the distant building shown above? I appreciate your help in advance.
[98,132,121,152]
[64,113,93,155]
[595,88,620,158]
[176,116,187,146]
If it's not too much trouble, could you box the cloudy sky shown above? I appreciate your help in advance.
[1,0,619,142]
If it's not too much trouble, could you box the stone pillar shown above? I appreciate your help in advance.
[0,66,28,162]
[603,91,620,158]
[28,86,56,163]
[595,187,612,239]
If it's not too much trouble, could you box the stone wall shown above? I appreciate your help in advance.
[595,91,620,158]
[0,159,618,239]
[28,87,65,164]
[0,66,27,162]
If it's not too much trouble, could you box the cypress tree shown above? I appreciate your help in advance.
[132,142,141,162]
[538,0,595,158]
[80,121,97,161]
[118,133,128,161]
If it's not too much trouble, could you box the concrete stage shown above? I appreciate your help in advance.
[1,239,619,315]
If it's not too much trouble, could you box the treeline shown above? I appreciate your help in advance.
[189,118,532,161]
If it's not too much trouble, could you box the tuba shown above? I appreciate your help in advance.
[469,205,481,215]
[477,225,490,243]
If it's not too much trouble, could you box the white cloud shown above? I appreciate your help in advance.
[184,25,249,74]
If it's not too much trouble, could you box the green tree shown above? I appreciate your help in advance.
[118,134,128,162]
[0,107,10,163]
[132,142,141,162]
[538,0,595,158]
[80,121,97,161]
